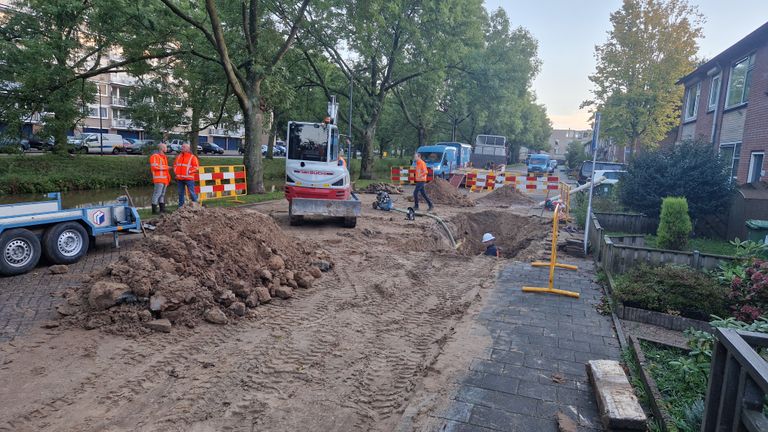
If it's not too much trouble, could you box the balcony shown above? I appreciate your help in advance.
[112,118,141,130]
[110,73,136,86]
[111,97,128,107]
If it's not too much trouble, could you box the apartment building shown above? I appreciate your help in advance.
[547,129,592,159]
[676,21,768,185]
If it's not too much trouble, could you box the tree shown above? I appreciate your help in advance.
[584,0,703,155]
[565,140,589,169]
[158,0,310,193]
[619,139,734,219]
[306,0,486,179]
[0,1,184,150]
[656,197,692,250]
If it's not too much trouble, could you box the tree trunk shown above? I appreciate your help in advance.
[418,125,426,147]
[189,105,200,156]
[242,81,265,194]
[360,125,376,179]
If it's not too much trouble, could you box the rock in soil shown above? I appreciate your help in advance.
[145,319,172,333]
[204,308,228,325]
[274,286,294,299]
[228,301,246,317]
[48,265,69,274]
[88,281,131,310]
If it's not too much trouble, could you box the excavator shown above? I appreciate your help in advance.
[284,97,361,228]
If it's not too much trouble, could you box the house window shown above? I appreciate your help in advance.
[748,152,765,184]
[725,54,755,108]
[719,143,741,181]
[708,74,721,111]
[87,107,107,118]
[684,82,700,121]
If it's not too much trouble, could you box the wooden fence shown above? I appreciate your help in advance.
[589,213,736,275]
[593,212,658,234]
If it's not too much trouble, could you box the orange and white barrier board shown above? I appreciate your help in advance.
[466,171,559,192]
[390,166,434,185]
[195,165,247,201]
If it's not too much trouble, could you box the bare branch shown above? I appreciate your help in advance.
[269,0,310,69]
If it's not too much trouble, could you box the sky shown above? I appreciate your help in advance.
[484,0,768,130]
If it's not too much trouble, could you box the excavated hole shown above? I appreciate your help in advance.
[448,210,549,259]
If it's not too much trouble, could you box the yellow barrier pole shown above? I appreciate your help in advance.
[523,204,580,298]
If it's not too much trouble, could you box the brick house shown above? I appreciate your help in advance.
[676,21,768,185]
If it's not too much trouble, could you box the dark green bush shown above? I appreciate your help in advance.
[657,197,692,250]
[613,264,728,319]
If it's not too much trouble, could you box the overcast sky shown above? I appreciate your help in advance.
[483,0,768,130]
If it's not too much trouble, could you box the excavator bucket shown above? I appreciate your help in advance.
[290,197,361,218]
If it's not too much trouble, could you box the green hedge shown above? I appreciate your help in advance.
[613,264,728,320]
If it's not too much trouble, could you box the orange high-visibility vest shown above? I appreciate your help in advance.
[173,151,199,181]
[339,156,347,169]
[149,152,170,185]
[415,159,428,182]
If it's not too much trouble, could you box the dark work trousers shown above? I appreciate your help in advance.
[413,181,433,209]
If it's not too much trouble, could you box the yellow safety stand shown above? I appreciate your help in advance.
[522,204,580,298]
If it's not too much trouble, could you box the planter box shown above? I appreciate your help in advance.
[616,304,712,333]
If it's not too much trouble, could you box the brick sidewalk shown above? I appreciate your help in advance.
[430,259,621,432]
[0,235,138,342]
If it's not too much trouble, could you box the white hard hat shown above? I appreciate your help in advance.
[482,233,495,243]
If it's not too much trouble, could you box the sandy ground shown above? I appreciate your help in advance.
[0,191,551,432]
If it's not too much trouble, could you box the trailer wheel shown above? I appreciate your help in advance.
[42,222,89,265]
[343,217,357,228]
[0,229,42,276]
[288,202,303,226]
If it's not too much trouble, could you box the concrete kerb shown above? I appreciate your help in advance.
[627,335,680,432]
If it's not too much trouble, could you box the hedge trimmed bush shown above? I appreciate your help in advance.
[613,264,728,320]
[657,197,692,250]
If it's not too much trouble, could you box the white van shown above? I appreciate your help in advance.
[69,133,124,154]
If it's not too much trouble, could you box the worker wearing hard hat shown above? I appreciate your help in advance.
[482,233,500,257]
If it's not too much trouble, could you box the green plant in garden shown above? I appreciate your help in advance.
[613,264,728,319]
[656,197,692,250]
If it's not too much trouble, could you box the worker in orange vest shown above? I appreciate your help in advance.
[413,152,434,212]
[173,143,200,207]
[149,143,170,214]
[338,148,347,169]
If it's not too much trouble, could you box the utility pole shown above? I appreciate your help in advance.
[98,81,104,156]
[583,112,601,255]
[348,75,353,161]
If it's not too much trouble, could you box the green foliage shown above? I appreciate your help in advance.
[570,186,627,229]
[643,235,737,256]
[584,0,703,152]
[657,197,692,250]
[565,141,588,169]
[619,140,734,219]
[613,264,728,319]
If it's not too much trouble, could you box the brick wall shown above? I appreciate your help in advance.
[739,43,768,184]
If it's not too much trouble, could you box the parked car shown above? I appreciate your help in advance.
[201,142,224,154]
[125,139,156,154]
[548,159,558,173]
[27,135,54,151]
[578,161,627,184]
[67,133,124,154]
[0,137,29,153]
[593,169,626,185]
[165,139,187,153]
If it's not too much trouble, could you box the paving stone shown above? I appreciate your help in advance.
[468,405,519,431]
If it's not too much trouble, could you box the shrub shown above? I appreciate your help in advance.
[619,139,734,219]
[726,259,768,322]
[613,264,728,319]
[656,197,692,250]
[565,140,588,169]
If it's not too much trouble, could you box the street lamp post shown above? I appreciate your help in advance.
[98,82,104,156]
[348,74,353,161]
[583,112,601,256]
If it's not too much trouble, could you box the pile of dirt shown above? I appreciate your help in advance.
[61,205,332,335]
[410,177,474,207]
[356,182,403,194]
[475,184,535,206]
[449,210,548,260]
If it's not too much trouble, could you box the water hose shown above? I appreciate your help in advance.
[390,207,457,249]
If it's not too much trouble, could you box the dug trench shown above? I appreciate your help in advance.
[0,195,551,432]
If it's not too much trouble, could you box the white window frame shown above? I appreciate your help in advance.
[684,82,701,121]
[719,142,742,182]
[708,74,721,112]
[87,106,108,119]
[748,152,765,184]
[725,54,756,109]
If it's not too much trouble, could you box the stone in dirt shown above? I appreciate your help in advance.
[255,286,271,304]
[228,301,246,317]
[88,281,131,310]
[245,293,259,308]
[56,304,79,316]
[308,267,322,279]
[268,255,285,271]
[49,265,69,274]
[145,319,172,333]
[313,260,333,272]
[274,286,294,299]
[149,295,167,312]
[40,321,60,329]
[204,308,228,325]
[295,271,313,289]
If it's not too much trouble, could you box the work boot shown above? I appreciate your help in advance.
[428,205,434,212]
[159,203,166,214]
[151,204,158,215]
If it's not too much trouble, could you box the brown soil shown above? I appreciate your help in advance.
[449,210,549,259]
[406,177,474,207]
[0,196,552,432]
[356,182,403,194]
[475,184,535,206]
[63,205,329,335]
